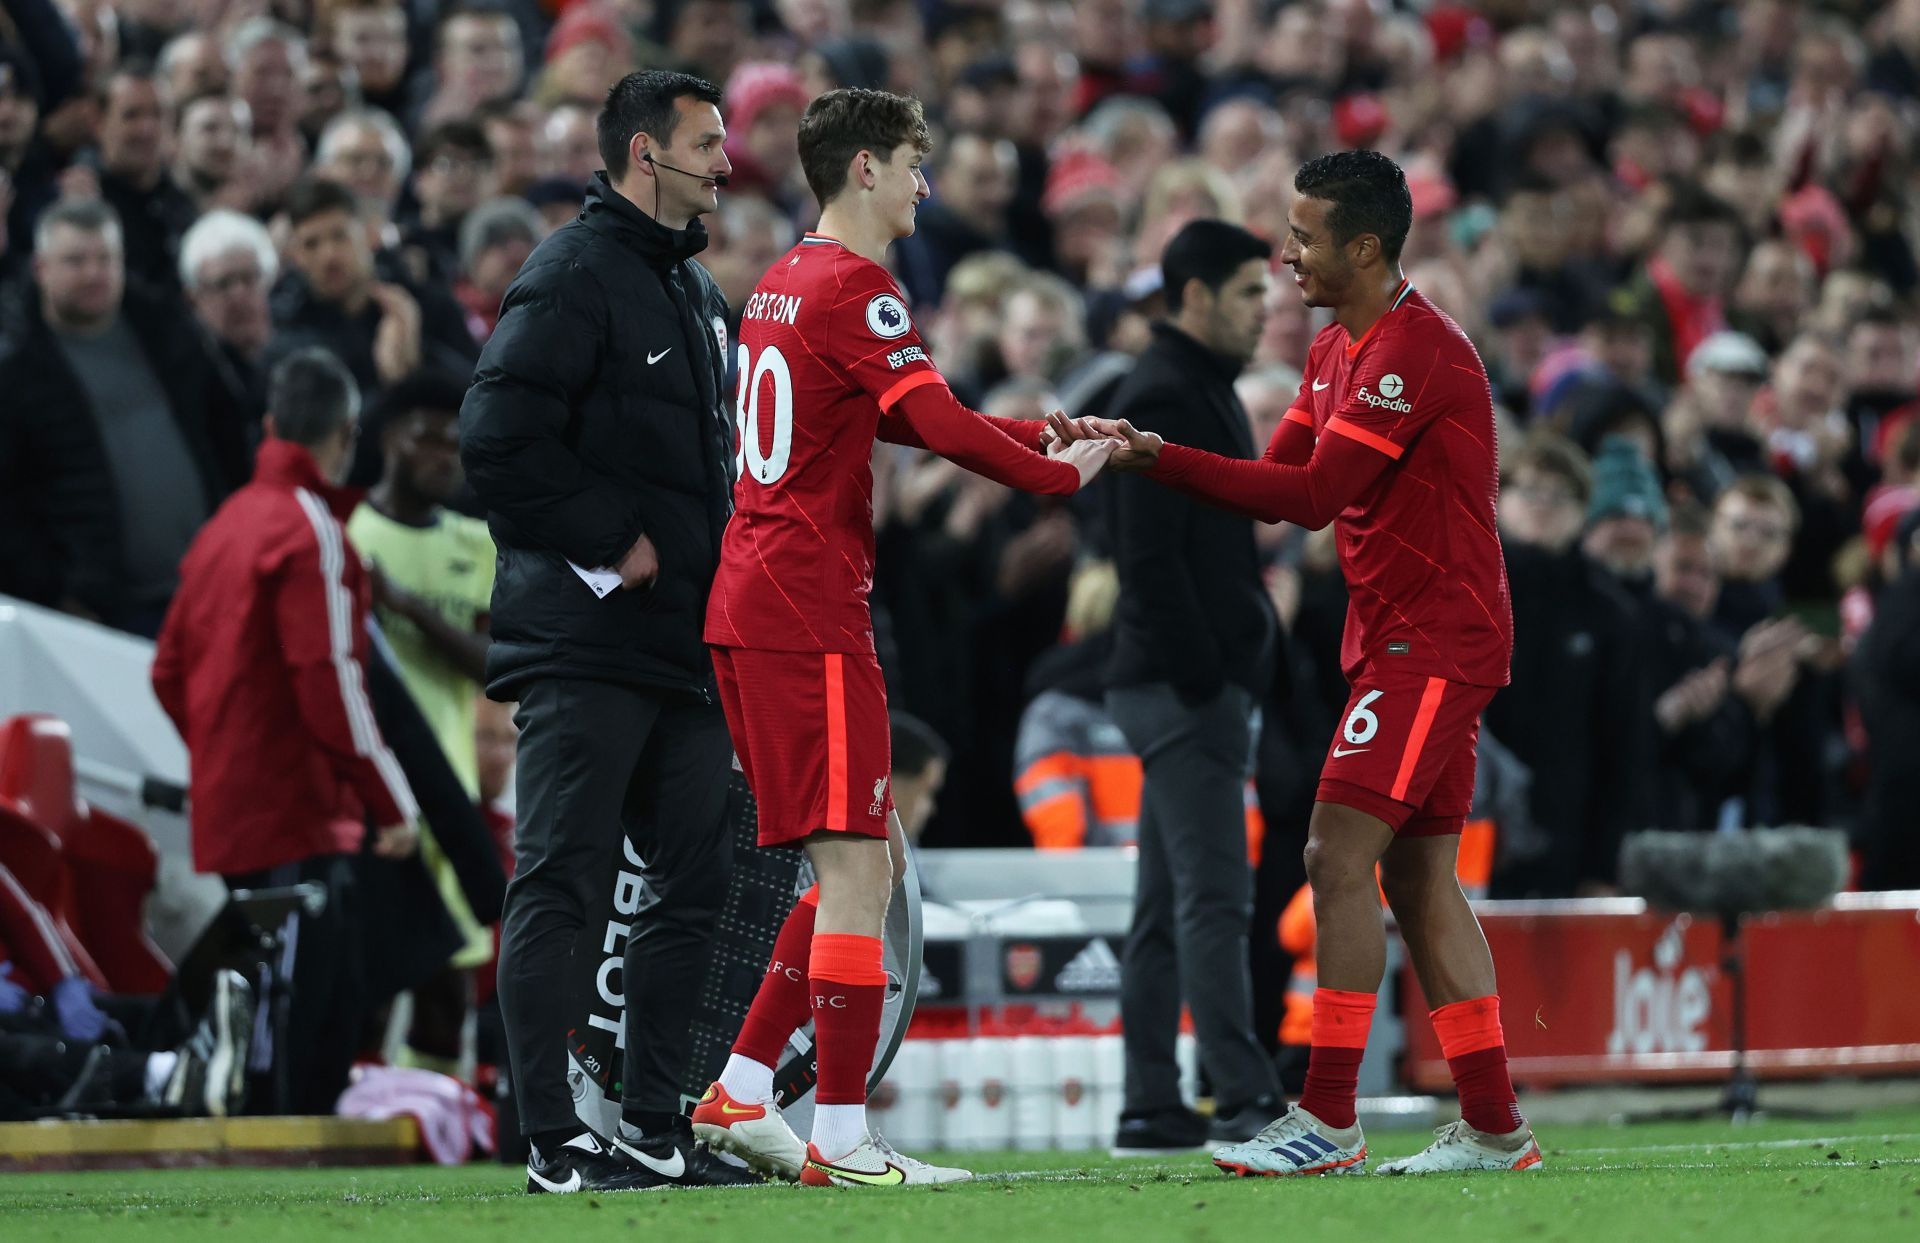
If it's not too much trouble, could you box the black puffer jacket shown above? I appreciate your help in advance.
[460,174,733,700]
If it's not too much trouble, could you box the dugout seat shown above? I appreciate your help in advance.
[0,714,170,994]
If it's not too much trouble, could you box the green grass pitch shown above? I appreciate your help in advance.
[5,1108,1919,1243]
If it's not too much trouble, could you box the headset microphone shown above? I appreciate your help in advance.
[643,151,730,188]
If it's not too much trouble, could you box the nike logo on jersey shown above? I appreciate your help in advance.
[528,1168,582,1193]
[647,348,673,364]
[1312,379,1331,391]
[809,1159,907,1186]
[1331,745,1371,757]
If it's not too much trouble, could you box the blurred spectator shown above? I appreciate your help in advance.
[1496,172,1611,335]
[454,195,540,344]
[0,198,240,632]
[418,2,525,130]
[1728,238,1818,356]
[1664,330,1771,506]
[324,0,412,118]
[92,62,197,297]
[993,271,1086,387]
[896,128,1017,306]
[538,100,600,188]
[179,208,277,453]
[316,107,410,226]
[889,712,950,848]
[402,120,497,283]
[660,0,753,86]
[718,62,809,212]
[1491,432,1647,897]
[1709,473,1801,642]
[1582,436,1667,588]
[477,100,541,197]
[1613,183,1745,387]
[158,33,229,103]
[228,19,309,210]
[264,177,478,485]
[172,93,253,214]
[1753,334,1859,604]
[153,348,419,1114]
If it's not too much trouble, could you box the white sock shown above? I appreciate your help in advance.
[145,1052,178,1100]
[718,1053,774,1103]
[810,1103,867,1161]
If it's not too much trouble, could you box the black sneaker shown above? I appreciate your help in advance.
[612,1122,765,1188]
[526,1132,669,1194]
[1110,1107,1210,1157]
[163,969,254,1117]
[1209,1096,1284,1144]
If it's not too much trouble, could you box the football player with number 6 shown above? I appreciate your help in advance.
[694,88,1115,1188]
[1051,151,1543,1178]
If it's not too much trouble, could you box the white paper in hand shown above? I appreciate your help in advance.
[568,561,623,599]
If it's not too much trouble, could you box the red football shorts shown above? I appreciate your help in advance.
[710,646,893,847]
[1317,667,1499,837]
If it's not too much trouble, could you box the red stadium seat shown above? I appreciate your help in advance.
[0,714,170,994]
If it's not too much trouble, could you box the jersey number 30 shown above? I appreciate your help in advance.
[735,342,794,485]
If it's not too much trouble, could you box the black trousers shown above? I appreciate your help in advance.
[500,679,733,1135]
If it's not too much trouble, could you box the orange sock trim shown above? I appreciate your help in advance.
[1431,994,1505,1059]
[797,884,819,907]
[1310,988,1377,1049]
[810,932,885,985]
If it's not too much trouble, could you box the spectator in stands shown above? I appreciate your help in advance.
[1491,432,1649,896]
[1582,436,1667,588]
[171,93,252,214]
[0,198,240,633]
[350,370,495,1071]
[539,101,602,189]
[419,2,525,130]
[402,121,495,284]
[158,32,227,103]
[315,107,410,227]
[1613,183,1745,387]
[265,177,478,484]
[1643,500,1755,831]
[228,19,309,210]
[1104,219,1282,1153]
[1755,334,1859,604]
[477,100,540,198]
[896,128,1019,306]
[180,208,276,451]
[92,62,196,296]
[1853,510,1920,889]
[1663,330,1771,506]
[152,348,419,1115]
[325,0,413,119]
[1709,473,1801,641]
[1728,238,1818,357]
[453,196,540,345]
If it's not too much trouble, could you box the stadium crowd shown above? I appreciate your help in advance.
[2,0,1919,935]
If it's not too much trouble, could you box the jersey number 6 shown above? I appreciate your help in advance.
[1344,689,1384,745]
[735,342,795,486]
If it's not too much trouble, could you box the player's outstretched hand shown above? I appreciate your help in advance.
[1048,432,1118,488]
[1104,419,1163,472]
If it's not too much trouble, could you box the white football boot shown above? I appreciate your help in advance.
[1374,1119,1545,1174]
[1211,1105,1368,1177]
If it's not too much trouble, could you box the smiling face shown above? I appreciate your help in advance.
[874,139,931,240]
[1277,194,1358,310]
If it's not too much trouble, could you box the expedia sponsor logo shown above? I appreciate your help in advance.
[1356,373,1412,413]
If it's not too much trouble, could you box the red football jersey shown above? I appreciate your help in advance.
[705,234,945,653]
[1293,283,1512,686]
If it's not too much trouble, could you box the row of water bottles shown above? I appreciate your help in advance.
[864,1033,1200,1152]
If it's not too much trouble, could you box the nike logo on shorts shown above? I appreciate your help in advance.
[1332,745,1370,757]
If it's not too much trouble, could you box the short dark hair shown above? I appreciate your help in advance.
[596,69,722,181]
[1506,430,1593,506]
[1661,180,1744,236]
[283,176,361,228]
[436,0,514,42]
[269,348,360,446]
[1667,497,1712,541]
[1160,219,1271,313]
[415,119,491,168]
[890,710,949,775]
[367,369,469,439]
[1293,149,1413,266]
[797,88,932,207]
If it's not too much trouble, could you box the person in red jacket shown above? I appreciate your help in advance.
[152,346,419,1113]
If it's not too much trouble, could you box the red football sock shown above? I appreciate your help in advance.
[1432,995,1524,1135]
[1297,988,1375,1130]
[809,931,886,1106]
[731,886,819,1069]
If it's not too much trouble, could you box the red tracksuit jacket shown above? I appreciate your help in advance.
[152,439,418,877]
